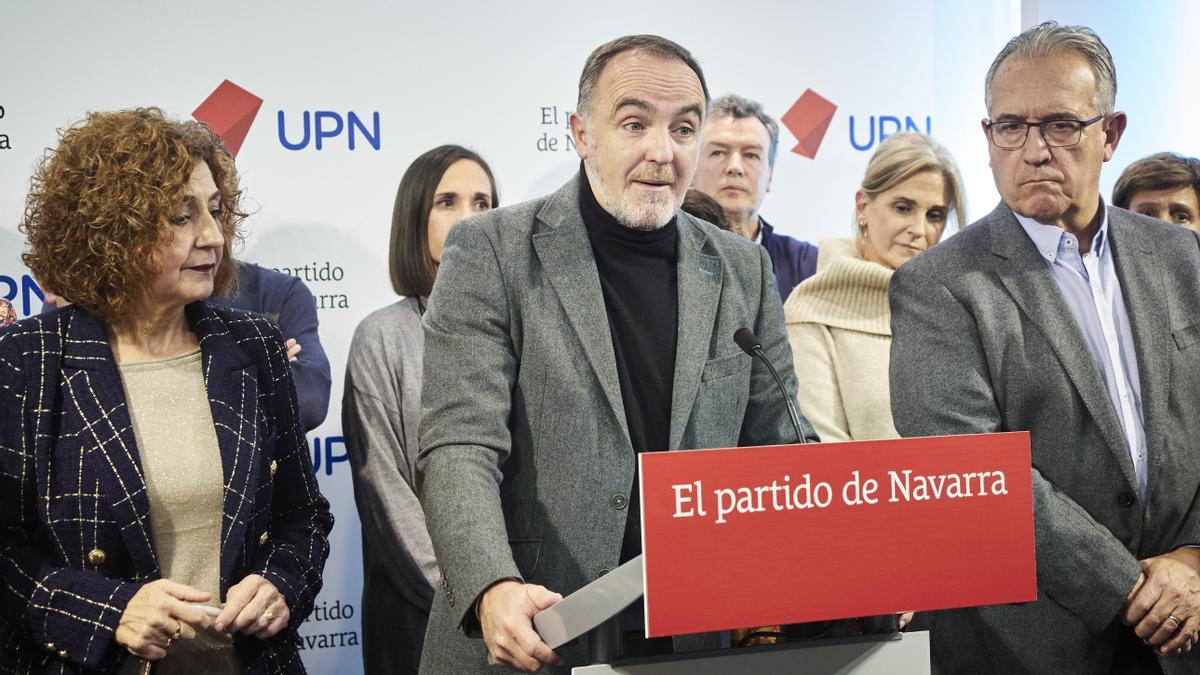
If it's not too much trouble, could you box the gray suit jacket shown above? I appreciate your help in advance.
[889,203,1200,675]
[416,174,815,674]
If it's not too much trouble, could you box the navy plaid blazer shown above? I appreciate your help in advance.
[0,302,333,674]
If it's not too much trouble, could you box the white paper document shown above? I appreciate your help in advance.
[533,555,644,649]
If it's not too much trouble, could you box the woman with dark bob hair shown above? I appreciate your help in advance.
[342,144,498,674]
[0,108,333,674]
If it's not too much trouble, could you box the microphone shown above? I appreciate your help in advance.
[733,328,807,444]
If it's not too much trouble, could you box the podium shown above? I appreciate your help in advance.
[572,633,930,674]
[533,433,1036,673]
[535,554,930,674]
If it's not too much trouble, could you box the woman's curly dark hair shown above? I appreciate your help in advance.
[20,107,247,325]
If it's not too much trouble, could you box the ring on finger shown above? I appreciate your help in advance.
[260,609,275,625]
[171,623,183,641]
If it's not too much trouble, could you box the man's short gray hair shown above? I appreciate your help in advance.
[576,35,710,118]
[985,21,1117,116]
[711,94,780,166]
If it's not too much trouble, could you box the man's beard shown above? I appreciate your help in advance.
[586,153,681,232]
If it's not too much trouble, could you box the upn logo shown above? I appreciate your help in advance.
[193,80,263,159]
[782,89,837,159]
[193,80,382,154]
[849,114,932,152]
[0,273,45,317]
[312,435,348,476]
[781,88,934,156]
[278,111,380,151]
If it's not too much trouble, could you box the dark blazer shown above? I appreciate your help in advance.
[759,218,818,300]
[212,262,332,432]
[417,175,816,674]
[0,302,334,674]
[889,203,1200,675]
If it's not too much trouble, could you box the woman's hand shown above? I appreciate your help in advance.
[214,574,290,639]
[285,338,302,362]
[115,580,213,660]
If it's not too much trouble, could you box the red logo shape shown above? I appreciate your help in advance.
[192,80,263,159]
[782,89,837,159]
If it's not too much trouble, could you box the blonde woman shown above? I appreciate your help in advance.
[784,133,965,442]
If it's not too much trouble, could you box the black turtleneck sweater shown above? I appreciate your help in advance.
[578,167,678,564]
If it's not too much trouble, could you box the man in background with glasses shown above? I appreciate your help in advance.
[889,21,1200,675]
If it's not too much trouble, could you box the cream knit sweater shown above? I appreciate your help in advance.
[783,237,898,442]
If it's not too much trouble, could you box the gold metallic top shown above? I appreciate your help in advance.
[118,349,239,674]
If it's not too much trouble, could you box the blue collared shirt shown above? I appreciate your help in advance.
[1014,207,1147,502]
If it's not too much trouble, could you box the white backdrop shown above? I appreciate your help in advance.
[1,2,1197,672]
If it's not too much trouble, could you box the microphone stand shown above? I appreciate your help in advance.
[733,328,807,444]
[749,343,807,445]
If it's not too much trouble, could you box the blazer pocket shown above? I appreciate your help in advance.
[701,352,751,382]
[509,537,543,580]
[1173,322,1200,350]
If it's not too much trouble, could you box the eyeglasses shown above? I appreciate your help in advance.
[984,115,1106,149]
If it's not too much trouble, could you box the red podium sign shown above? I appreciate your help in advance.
[638,432,1036,638]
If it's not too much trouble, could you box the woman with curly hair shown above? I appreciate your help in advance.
[0,108,333,675]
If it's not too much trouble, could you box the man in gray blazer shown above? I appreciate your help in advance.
[417,34,815,674]
[890,21,1200,675]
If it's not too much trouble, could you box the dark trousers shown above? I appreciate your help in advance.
[1110,627,1164,675]
[361,578,431,675]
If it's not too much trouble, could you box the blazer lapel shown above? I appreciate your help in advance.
[187,303,261,589]
[668,216,722,450]
[60,308,159,576]
[987,205,1137,492]
[1107,213,1172,508]
[531,177,631,447]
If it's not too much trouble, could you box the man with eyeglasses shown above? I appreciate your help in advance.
[889,21,1200,675]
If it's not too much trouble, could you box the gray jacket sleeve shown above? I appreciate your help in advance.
[888,261,1140,635]
[742,244,819,446]
[1169,228,1200,550]
[417,221,522,631]
[342,314,438,609]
